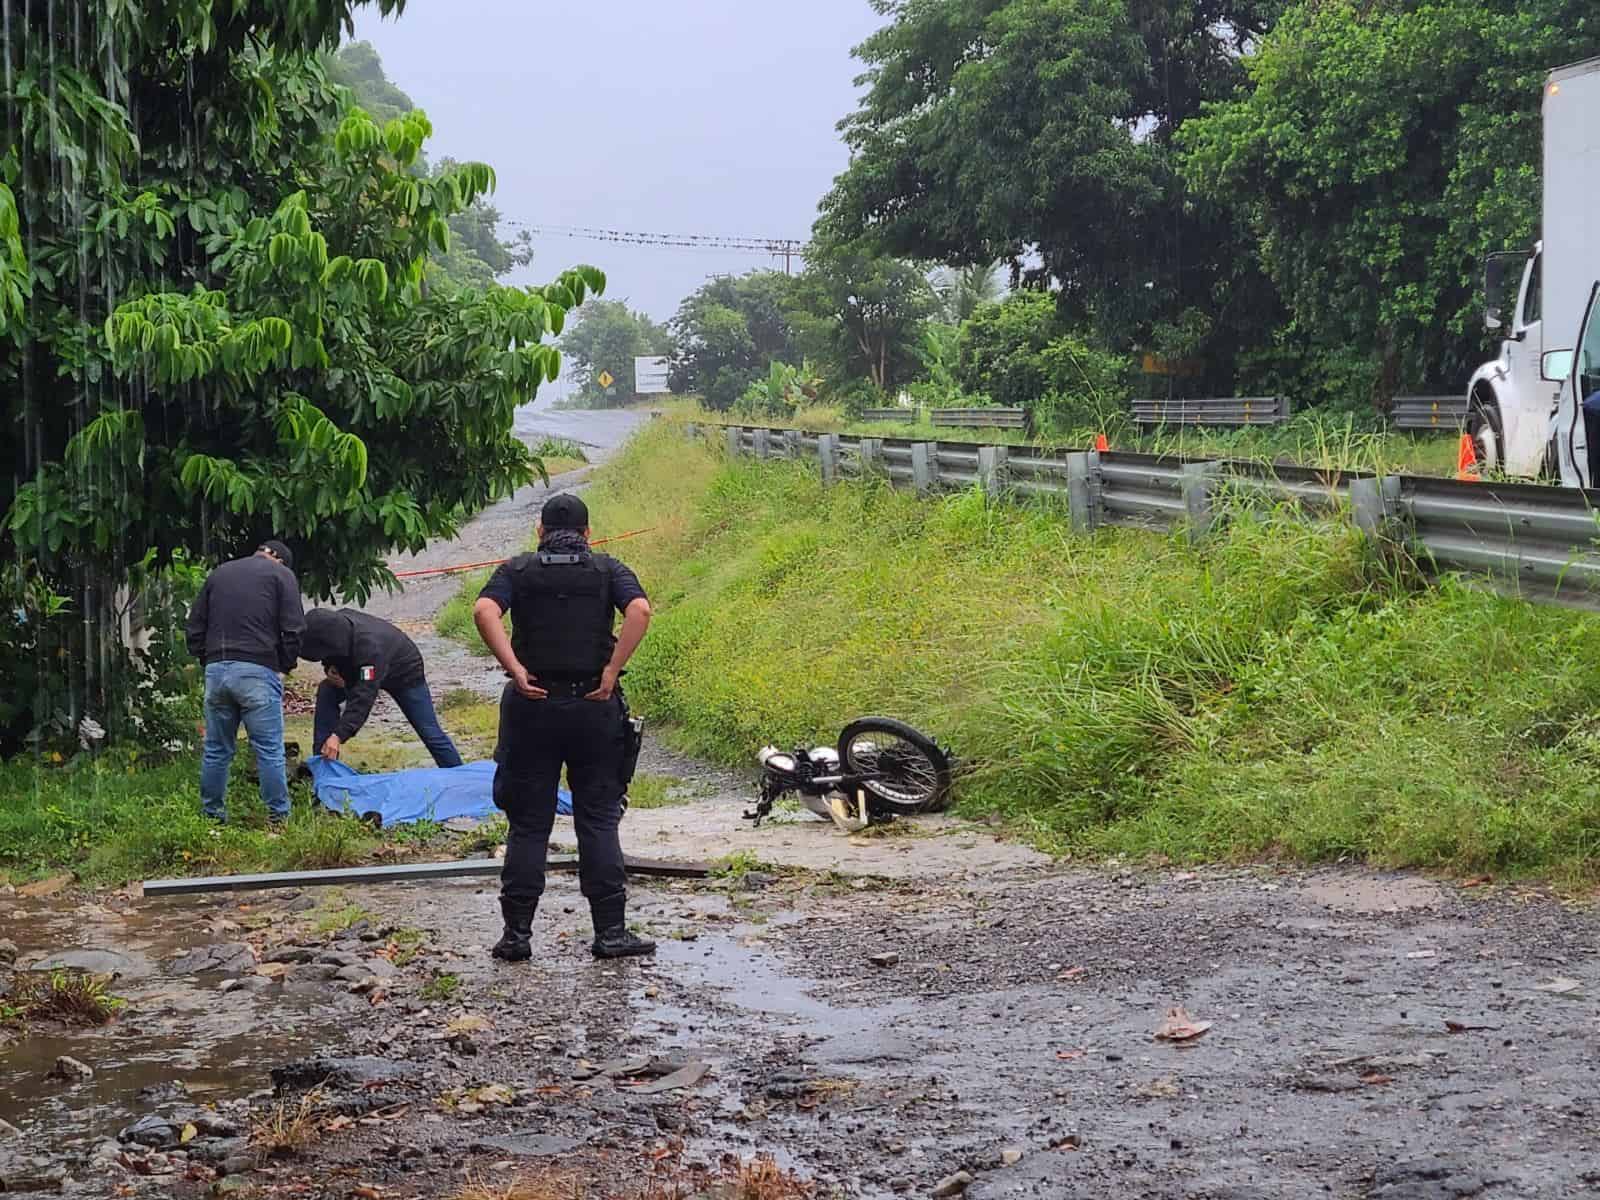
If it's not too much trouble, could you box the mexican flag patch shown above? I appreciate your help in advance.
[359,665,376,682]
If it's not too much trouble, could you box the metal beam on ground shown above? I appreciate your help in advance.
[142,854,710,897]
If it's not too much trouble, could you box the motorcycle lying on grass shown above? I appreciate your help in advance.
[746,717,953,833]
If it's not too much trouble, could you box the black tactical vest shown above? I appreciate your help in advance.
[508,551,616,678]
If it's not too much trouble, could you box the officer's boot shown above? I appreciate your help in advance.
[490,898,535,963]
[591,898,656,960]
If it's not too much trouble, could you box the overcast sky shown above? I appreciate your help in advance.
[352,0,884,325]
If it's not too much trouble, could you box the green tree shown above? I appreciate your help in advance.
[560,299,672,406]
[819,0,1283,391]
[956,291,1128,423]
[933,262,1003,325]
[668,272,800,411]
[1181,0,1600,398]
[0,0,601,751]
[788,240,938,392]
[324,43,531,290]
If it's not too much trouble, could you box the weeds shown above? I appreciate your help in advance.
[710,850,773,882]
[626,773,686,810]
[314,903,375,935]
[249,1090,323,1159]
[1,971,124,1027]
[422,972,462,1003]
[454,1173,584,1200]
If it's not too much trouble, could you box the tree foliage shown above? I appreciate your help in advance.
[668,272,802,410]
[0,0,600,749]
[560,299,672,406]
[1181,0,1600,395]
[956,291,1128,422]
[820,0,1284,388]
[788,240,939,392]
[324,43,532,290]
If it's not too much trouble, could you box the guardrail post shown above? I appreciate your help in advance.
[858,438,884,476]
[783,429,803,459]
[818,434,840,484]
[726,427,741,457]
[977,446,1008,501]
[1351,476,1406,543]
[1181,461,1224,544]
[911,442,938,493]
[753,428,771,459]
[685,422,698,440]
[1065,450,1102,533]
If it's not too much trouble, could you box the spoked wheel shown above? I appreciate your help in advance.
[837,717,952,816]
[1467,401,1503,474]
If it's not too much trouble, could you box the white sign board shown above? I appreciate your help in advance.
[634,356,671,395]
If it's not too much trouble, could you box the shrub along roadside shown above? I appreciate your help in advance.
[512,417,1600,882]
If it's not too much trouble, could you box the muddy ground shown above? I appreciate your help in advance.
[5,408,1600,1199]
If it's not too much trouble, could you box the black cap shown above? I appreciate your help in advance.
[540,494,589,531]
[259,540,295,572]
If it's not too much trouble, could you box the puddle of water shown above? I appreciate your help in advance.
[1,895,359,1148]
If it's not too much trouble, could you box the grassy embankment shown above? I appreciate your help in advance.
[434,415,1600,882]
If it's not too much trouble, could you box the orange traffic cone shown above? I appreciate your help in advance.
[1455,432,1478,481]
[1094,433,1110,452]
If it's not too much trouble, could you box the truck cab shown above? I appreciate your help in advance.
[1469,243,1558,476]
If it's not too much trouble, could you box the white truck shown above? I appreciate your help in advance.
[1469,55,1600,481]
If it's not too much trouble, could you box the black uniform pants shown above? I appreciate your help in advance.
[492,682,628,928]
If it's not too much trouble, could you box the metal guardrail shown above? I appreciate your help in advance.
[858,407,916,423]
[929,406,1030,432]
[1391,394,1470,431]
[1131,396,1290,427]
[688,422,1600,610]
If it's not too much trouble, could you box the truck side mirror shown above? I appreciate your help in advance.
[1542,349,1574,381]
[1484,306,1504,332]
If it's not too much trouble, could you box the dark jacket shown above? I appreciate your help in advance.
[300,609,427,742]
[186,553,304,673]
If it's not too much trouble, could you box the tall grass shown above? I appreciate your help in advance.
[566,416,1600,880]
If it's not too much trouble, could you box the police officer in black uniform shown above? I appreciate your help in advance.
[472,494,655,962]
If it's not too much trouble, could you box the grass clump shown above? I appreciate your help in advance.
[421,972,462,1002]
[568,415,1600,882]
[625,773,685,810]
[2,971,124,1027]
[250,1090,323,1160]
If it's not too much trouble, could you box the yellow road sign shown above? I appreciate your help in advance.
[597,370,615,389]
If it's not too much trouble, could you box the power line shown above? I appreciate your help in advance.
[503,220,809,273]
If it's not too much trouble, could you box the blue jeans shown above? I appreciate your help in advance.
[200,662,289,821]
[314,679,463,768]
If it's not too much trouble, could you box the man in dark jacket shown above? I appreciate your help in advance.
[186,540,304,825]
[300,608,463,768]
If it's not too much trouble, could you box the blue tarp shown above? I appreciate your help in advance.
[306,758,572,827]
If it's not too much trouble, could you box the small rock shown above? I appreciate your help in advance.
[448,1034,478,1056]
[121,1113,180,1148]
[218,979,241,994]
[48,1055,94,1082]
[135,1081,189,1104]
[270,1056,419,1092]
[18,874,72,898]
[868,951,900,968]
[284,895,317,913]
[215,1175,253,1194]
[315,950,361,968]
[186,1136,250,1165]
[169,943,256,975]
[219,1155,255,1177]
[0,1118,21,1138]
[932,1170,974,1198]
[29,948,131,976]
[89,1138,123,1166]
[1001,1148,1025,1166]
[359,931,384,943]
[0,1148,67,1192]
[264,945,317,965]
[0,938,17,965]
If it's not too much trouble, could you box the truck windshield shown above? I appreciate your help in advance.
[1524,254,1542,325]
[1581,288,1600,403]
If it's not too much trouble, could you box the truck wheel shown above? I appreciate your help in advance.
[1467,401,1504,473]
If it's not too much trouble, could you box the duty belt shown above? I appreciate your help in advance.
[530,677,601,698]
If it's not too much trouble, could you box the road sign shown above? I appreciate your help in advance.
[634,356,670,395]
[597,369,615,389]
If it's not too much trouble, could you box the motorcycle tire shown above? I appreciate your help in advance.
[837,716,952,816]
